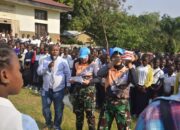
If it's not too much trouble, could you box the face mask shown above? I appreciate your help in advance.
[114,64,124,70]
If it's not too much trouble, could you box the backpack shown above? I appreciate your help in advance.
[159,100,175,130]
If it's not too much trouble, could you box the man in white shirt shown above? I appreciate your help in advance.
[30,35,37,46]
[150,58,164,99]
[163,65,176,96]
[37,45,71,130]
[62,48,72,68]
[20,34,28,43]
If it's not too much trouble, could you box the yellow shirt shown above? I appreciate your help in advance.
[174,72,180,94]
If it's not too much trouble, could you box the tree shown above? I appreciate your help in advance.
[87,0,125,51]
[54,0,73,6]
[64,0,126,51]
[55,0,180,53]
[161,15,180,53]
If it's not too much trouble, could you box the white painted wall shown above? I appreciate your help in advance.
[0,2,61,35]
[14,4,60,34]
[0,3,16,19]
[47,10,60,34]
[15,5,34,32]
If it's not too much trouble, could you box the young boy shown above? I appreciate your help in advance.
[0,44,39,130]
[163,64,176,96]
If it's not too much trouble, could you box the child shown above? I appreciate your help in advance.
[163,64,176,96]
[0,44,39,130]
[150,57,164,98]
[32,47,42,93]
[135,54,153,116]
[23,44,34,88]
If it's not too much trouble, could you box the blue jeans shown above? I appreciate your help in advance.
[41,88,64,130]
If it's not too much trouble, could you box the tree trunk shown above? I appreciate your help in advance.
[102,24,109,54]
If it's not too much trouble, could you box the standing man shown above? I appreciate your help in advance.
[37,45,71,130]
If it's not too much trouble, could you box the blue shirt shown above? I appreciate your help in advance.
[37,56,71,92]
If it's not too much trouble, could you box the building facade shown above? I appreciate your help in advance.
[0,0,71,40]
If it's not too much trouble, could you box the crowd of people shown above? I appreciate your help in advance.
[1,31,180,130]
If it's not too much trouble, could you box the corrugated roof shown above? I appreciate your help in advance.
[63,31,82,37]
[32,0,69,8]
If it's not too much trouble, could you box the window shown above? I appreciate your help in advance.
[35,9,47,20]
[35,23,47,36]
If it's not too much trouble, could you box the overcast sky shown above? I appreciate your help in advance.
[125,0,180,17]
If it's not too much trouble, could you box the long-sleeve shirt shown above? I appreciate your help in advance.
[97,65,138,99]
[72,60,99,77]
[37,56,71,92]
[97,65,138,86]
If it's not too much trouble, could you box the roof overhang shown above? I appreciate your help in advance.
[2,0,72,12]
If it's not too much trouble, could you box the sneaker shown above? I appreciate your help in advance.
[53,126,61,130]
[29,86,33,90]
[34,89,39,94]
[43,124,53,130]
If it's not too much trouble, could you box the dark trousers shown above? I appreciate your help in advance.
[130,87,136,115]
[33,61,42,90]
[135,88,150,116]
[22,68,32,86]
[41,88,64,130]
[95,83,105,109]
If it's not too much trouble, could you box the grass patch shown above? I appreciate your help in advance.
[9,89,136,130]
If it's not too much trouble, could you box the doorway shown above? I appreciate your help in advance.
[0,23,11,33]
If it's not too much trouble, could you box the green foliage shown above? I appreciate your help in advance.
[57,0,180,53]
[54,0,73,6]
[160,15,180,53]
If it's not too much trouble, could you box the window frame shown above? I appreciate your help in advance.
[34,9,48,20]
[35,23,48,36]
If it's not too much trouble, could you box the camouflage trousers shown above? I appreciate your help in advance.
[98,99,131,130]
[72,85,96,130]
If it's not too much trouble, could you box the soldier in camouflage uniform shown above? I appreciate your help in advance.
[70,47,99,130]
[97,48,138,130]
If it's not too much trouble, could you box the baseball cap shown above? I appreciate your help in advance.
[110,47,125,57]
[79,47,90,59]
